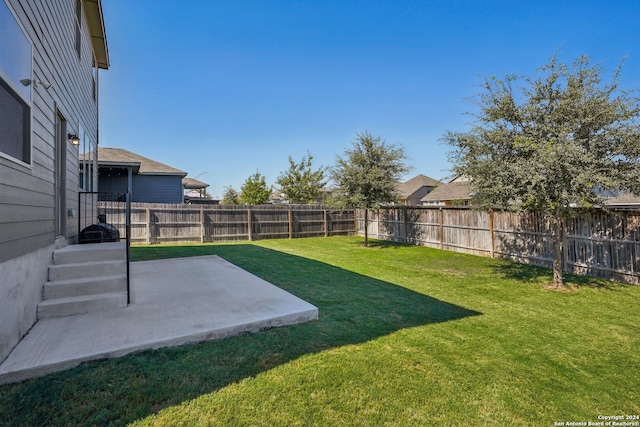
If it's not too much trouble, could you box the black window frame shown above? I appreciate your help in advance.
[0,0,32,166]
[0,77,31,164]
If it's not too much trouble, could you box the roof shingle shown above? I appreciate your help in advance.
[421,180,474,202]
[98,148,186,176]
[397,174,440,198]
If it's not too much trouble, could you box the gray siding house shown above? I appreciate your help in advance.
[97,147,187,204]
[0,0,109,363]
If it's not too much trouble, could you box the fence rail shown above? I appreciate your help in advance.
[97,203,355,244]
[357,207,640,285]
[91,201,638,285]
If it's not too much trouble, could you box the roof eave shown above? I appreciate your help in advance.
[98,160,141,167]
[139,172,189,178]
[98,161,141,174]
[184,184,210,189]
[84,0,109,69]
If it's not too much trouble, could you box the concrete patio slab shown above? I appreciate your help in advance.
[0,255,318,385]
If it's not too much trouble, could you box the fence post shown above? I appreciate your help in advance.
[489,209,495,258]
[288,207,293,239]
[439,207,444,250]
[200,207,205,244]
[247,208,253,241]
[146,207,151,245]
[402,206,408,243]
[324,209,329,237]
[562,216,568,275]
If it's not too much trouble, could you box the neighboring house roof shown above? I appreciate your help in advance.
[98,148,187,176]
[421,180,474,203]
[270,190,285,204]
[182,178,209,190]
[84,0,109,69]
[605,193,640,208]
[397,174,440,199]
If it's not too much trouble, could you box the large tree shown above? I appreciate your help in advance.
[331,130,411,246]
[443,54,640,288]
[276,152,326,203]
[220,186,240,205]
[240,171,271,205]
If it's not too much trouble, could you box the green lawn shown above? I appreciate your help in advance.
[1,236,638,426]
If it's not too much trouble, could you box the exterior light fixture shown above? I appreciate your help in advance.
[68,133,80,145]
[20,78,52,89]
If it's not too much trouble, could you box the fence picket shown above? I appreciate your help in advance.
[95,202,638,285]
[98,203,355,245]
[357,207,639,285]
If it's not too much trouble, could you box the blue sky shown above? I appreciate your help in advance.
[99,0,640,199]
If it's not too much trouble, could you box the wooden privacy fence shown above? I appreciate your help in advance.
[98,203,355,244]
[357,207,640,285]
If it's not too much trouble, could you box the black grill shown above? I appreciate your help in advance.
[79,214,120,243]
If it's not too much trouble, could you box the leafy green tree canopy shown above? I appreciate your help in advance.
[221,186,240,205]
[276,151,326,203]
[443,53,640,287]
[331,130,410,245]
[331,131,410,209]
[240,171,272,205]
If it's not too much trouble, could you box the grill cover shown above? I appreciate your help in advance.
[79,216,120,244]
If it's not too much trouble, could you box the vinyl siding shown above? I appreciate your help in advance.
[405,186,434,205]
[97,174,127,194]
[98,174,185,204]
[0,0,100,262]
[133,175,184,204]
[0,0,105,364]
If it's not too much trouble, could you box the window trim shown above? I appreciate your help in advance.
[0,0,33,168]
[75,0,82,61]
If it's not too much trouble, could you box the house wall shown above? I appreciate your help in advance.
[0,244,53,362]
[98,174,185,203]
[0,0,102,363]
[406,187,434,206]
[133,175,184,203]
[97,173,128,194]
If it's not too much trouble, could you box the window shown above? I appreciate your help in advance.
[78,127,96,191]
[79,161,95,191]
[92,60,97,102]
[75,0,81,60]
[0,0,32,165]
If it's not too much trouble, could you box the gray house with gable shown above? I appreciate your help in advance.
[96,147,187,204]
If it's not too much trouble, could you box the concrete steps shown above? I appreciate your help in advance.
[38,292,127,319]
[43,274,127,299]
[48,260,126,281]
[53,242,126,264]
[38,242,127,319]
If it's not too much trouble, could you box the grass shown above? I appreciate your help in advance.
[1,236,638,426]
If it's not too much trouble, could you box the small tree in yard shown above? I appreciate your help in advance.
[221,186,240,205]
[240,171,272,205]
[276,151,326,203]
[331,130,411,247]
[443,53,640,289]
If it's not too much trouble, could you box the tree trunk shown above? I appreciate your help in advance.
[550,214,565,288]
[363,208,369,247]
